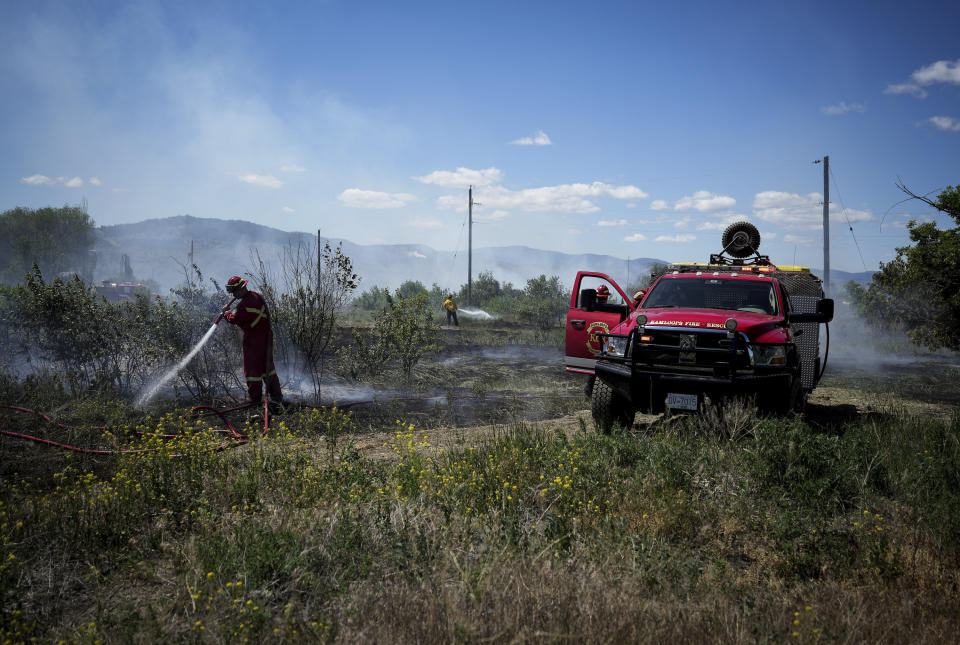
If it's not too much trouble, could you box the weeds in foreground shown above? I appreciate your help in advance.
[0,404,958,643]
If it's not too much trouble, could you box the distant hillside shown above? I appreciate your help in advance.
[93,216,874,294]
[93,216,665,293]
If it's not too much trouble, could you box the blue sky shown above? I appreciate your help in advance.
[2,0,958,276]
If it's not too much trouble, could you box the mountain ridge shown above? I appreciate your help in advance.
[93,215,874,293]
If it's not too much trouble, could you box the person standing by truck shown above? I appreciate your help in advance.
[442,293,459,326]
[221,275,284,408]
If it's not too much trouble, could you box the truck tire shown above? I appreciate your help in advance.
[721,221,761,258]
[591,378,634,433]
[761,372,803,416]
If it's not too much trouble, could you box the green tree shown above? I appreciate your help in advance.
[338,289,439,380]
[353,285,390,311]
[458,270,501,307]
[517,274,567,329]
[848,184,960,350]
[397,280,428,299]
[0,205,95,285]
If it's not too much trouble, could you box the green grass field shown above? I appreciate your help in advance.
[1,324,958,643]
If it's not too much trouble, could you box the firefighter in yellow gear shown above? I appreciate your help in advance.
[442,293,459,326]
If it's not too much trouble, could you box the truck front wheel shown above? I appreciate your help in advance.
[760,373,803,416]
[591,378,635,433]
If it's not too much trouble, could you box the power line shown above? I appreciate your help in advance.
[828,165,869,272]
[450,209,469,284]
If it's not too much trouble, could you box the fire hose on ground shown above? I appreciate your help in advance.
[1,397,277,456]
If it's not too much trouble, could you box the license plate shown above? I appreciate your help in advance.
[666,392,698,411]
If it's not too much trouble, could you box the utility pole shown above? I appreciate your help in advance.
[822,155,830,295]
[468,186,473,306]
[814,156,830,295]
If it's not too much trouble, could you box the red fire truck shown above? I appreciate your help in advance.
[565,222,833,431]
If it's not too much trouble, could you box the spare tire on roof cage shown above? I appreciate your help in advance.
[721,221,761,258]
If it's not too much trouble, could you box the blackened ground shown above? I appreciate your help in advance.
[327,343,587,432]
[322,336,959,435]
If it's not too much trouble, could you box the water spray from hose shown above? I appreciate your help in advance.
[458,307,496,320]
[135,297,237,408]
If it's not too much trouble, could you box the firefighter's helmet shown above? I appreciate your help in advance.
[596,284,610,303]
[633,289,645,302]
[226,276,248,293]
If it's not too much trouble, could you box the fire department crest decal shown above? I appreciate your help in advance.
[585,321,610,355]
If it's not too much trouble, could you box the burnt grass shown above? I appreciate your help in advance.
[328,323,585,431]
[335,320,960,432]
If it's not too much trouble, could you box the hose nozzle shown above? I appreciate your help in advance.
[215,296,239,324]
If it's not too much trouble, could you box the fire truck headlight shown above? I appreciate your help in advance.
[636,314,647,327]
[604,335,629,358]
[753,344,787,366]
[724,318,738,331]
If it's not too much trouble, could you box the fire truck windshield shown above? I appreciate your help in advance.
[642,277,778,315]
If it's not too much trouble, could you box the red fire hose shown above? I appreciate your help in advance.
[1,397,274,456]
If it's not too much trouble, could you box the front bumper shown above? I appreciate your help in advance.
[595,328,796,411]
[596,360,792,404]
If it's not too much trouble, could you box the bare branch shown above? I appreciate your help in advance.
[896,178,960,219]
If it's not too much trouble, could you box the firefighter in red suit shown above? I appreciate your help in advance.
[222,276,284,405]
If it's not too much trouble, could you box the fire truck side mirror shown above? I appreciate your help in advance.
[787,298,834,324]
[817,298,834,322]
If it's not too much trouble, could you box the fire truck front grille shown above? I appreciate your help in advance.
[635,329,750,370]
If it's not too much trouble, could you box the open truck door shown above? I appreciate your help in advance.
[565,271,634,374]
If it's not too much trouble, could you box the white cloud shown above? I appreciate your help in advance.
[885,60,960,99]
[626,202,637,208]
[695,213,748,231]
[884,83,927,98]
[821,101,865,115]
[238,173,283,188]
[651,200,668,211]
[89,177,102,186]
[922,116,960,132]
[21,174,54,185]
[20,174,84,187]
[655,234,696,243]
[674,190,736,212]
[414,166,502,187]
[783,234,813,244]
[624,233,647,242]
[886,213,935,229]
[282,206,294,213]
[409,216,442,229]
[409,250,427,259]
[475,209,510,222]
[674,216,691,230]
[280,164,307,172]
[753,191,872,229]
[912,59,960,86]
[338,188,417,209]
[509,129,552,146]
[438,181,648,214]
[597,218,628,227]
